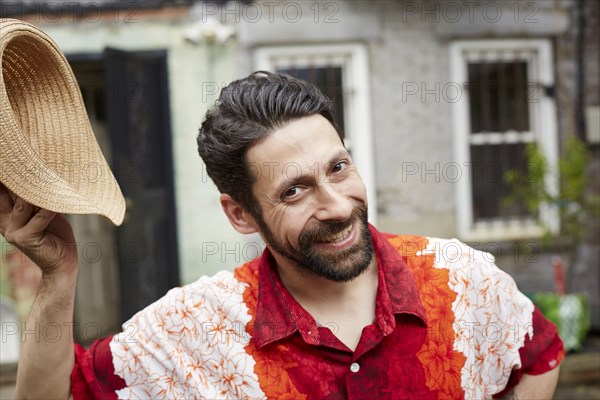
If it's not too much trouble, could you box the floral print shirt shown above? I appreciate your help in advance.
[71,226,564,399]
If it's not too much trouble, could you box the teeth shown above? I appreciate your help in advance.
[320,224,353,243]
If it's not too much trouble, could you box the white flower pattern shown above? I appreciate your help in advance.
[110,271,265,399]
[419,238,534,399]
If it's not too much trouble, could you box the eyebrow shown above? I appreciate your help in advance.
[273,149,351,197]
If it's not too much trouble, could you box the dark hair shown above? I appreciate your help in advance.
[197,71,342,218]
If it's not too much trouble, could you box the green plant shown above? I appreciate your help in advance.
[504,137,600,250]
[532,292,590,351]
[505,137,598,351]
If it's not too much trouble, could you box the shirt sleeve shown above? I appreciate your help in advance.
[520,305,565,374]
[71,336,126,400]
[493,305,565,398]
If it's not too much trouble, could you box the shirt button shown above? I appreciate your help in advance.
[350,362,360,373]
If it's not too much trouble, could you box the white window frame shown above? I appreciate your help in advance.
[449,39,559,242]
[254,44,377,224]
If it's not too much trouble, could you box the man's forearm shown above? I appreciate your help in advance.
[507,368,561,400]
[15,269,78,400]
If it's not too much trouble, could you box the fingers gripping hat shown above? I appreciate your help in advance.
[0,18,125,225]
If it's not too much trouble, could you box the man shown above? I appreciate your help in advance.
[1,72,563,399]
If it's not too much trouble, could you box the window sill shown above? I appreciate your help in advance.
[460,220,545,243]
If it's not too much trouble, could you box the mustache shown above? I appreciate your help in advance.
[298,206,367,246]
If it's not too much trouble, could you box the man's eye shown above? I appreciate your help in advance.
[283,187,301,199]
[332,161,347,173]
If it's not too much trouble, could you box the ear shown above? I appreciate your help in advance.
[220,193,259,234]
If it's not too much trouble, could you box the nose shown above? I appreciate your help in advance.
[313,183,353,222]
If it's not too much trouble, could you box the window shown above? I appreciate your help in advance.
[450,40,559,241]
[254,44,376,224]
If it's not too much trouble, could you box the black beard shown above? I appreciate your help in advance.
[257,204,374,282]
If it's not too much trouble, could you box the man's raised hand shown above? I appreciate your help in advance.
[0,184,77,276]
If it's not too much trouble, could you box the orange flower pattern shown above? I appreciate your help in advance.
[388,235,467,399]
[419,237,536,399]
[388,236,539,399]
[234,262,307,400]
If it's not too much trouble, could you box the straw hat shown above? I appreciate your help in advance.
[0,18,125,226]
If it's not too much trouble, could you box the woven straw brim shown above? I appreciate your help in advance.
[0,18,125,226]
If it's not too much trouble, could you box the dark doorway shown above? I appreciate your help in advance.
[69,49,179,326]
[105,48,180,323]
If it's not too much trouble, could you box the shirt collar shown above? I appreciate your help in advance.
[370,226,428,334]
[252,224,427,349]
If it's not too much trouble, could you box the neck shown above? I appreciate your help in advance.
[273,251,379,316]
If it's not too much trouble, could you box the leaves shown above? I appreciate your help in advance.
[503,142,550,215]
[503,137,599,249]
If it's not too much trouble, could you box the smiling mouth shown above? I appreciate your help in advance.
[316,224,353,243]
